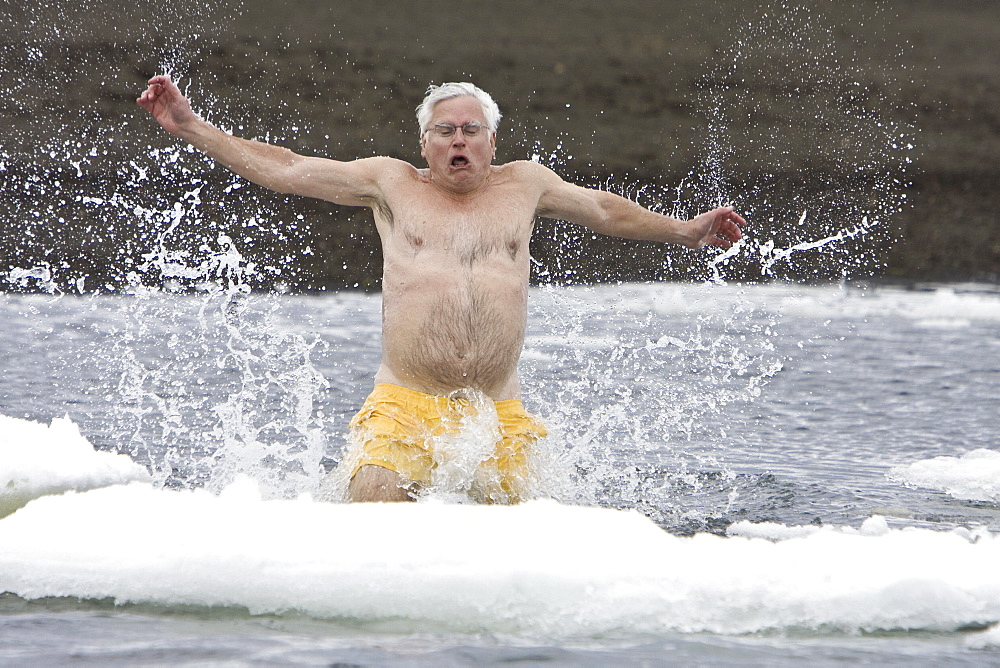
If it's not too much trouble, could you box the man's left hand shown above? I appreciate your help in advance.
[689,206,745,250]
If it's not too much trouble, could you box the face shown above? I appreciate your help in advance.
[420,96,496,191]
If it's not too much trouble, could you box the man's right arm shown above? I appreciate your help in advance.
[136,74,384,207]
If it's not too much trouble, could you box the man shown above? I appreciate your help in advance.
[137,76,744,504]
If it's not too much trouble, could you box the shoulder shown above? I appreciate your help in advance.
[295,155,422,208]
[494,160,565,194]
[352,156,421,180]
[300,155,417,187]
[488,161,593,221]
[500,159,560,180]
[349,156,425,197]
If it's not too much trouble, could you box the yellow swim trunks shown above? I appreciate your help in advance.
[345,384,548,503]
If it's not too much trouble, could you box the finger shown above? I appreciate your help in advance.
[717,221,742,243]
[706,227,733,248]
[724,219,742,240]
[137,84,163,108]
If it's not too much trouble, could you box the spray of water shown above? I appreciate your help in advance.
[519,284,784,529]
[107,249,330,498]
[518,3,915,528]
[689,2,916,281]
[1,0,346,497]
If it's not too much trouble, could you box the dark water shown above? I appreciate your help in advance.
[2,282,999,665]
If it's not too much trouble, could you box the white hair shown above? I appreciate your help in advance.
[415,82,502,135]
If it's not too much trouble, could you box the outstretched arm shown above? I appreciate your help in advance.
[136,74,382,207]
[533,163,744,250]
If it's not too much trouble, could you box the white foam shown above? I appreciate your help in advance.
[966,623,1000,650]
[1,481,998,638]
[726,519,822,540]
[889,449,1000,502]
[0,414,150,518]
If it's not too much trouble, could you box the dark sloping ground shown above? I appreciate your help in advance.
[2,0,998,290]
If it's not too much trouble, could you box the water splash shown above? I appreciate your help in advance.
[1,1,356,503]
[110,280,330,498]
[514,4,915,529]
[523,283,785,529]
[685,2,916,281]
[520,2,916,285]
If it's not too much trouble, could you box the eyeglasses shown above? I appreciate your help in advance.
[426,122,485,138]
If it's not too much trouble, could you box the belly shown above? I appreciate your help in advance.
[380,258,528,398]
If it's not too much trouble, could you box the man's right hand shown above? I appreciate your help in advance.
[136,74,197,136]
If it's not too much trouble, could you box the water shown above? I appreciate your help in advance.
[2,282,999,664]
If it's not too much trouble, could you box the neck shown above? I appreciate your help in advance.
[430,168,493,200]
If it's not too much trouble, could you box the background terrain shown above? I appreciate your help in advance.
[2,0,998,290]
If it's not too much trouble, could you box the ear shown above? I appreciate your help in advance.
[420,134,427,160]
[490,132,496,160]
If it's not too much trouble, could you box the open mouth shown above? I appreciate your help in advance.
[450,155,469,168]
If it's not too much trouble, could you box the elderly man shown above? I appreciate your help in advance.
[137,76,744,503]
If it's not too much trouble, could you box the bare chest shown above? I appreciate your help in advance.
[379,180,538,266]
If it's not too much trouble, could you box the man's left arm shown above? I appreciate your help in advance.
[532,162,744,250]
